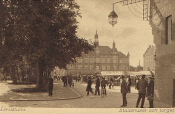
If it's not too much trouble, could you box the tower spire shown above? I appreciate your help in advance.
[94,30,99,47]
[113,40,116,48]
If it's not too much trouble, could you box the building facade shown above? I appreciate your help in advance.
[143,45,155,72]
[149,0,175,107]
[66,31,130,76]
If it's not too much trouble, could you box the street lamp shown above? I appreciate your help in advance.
[108,1,123,27]
[108,0,148,27]
[108,10,118,27]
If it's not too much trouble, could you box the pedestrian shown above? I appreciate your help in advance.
[147,76,154,108]
[101,77,107,95]
[77,75,81,82]
[136,75,148,108]
[72,79,74,87]
[109,77,113,89]
[62,76,67,87]
[94,77,100,95]
[68,76,72,87]
[120,75,128,107]
[135,75,139,89]
[126,75,132,93]
[48,76,53,97]
[86,77,94,95]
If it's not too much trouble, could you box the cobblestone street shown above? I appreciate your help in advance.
[0,80,149,108]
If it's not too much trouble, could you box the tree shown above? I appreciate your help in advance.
[0,0,94,89]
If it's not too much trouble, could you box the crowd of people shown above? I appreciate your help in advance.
[85,75,154,108]
[47,74,154,108]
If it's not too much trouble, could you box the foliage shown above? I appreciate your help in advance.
[0,0,94,85]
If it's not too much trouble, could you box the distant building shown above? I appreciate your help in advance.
[143,45,155,72]
[66,31,130,76]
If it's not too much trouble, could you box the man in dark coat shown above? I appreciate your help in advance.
[48,76,53,97]
[94,77,100,95]
[109,78,113,89]
[127,75,132,93]
[120,75,128,107]
[86,77,94,95]
[62,76,67,87]
[136,75,148,108]
[147,77,154,108]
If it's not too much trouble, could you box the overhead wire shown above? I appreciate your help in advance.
[127,5,145,18]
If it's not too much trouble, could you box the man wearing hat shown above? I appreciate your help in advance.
[120,75,128,107]
[147,76,154,108]
[136,75,148,108]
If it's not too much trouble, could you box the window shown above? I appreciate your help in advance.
[107,65,110,70]
[84,65,89,69]
[68,65,75,69]
[96,58,100,63]
[84,58,89,63]
[119,66,122,70]
[119,59,122,63]
[90,65,93,70]
[113,65,117,70]
[78,65,82,69]
[113,56,118,63]
[90,58,94,63]
[102,65,106,70]
[78,58,82,63]
[102,58,106,63]
[96,66,100,70]
[165,15,172,44]
[107,58,110,63]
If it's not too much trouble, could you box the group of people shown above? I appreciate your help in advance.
[120,75,154,108]
[86,77,108,95]
[86,75,154,108]
[61,76,74,87]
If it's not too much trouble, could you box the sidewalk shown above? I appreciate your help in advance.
[0,80,81,101]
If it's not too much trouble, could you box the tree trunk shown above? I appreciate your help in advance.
[11,65,17,84]
[36,60,46,90]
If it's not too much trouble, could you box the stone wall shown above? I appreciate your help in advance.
[149,0,175,107]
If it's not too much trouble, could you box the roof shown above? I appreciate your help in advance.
[98,46,112,54]
[144,46,155,56]
[118,52,127,57]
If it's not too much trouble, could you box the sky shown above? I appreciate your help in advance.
[75,0,154,67]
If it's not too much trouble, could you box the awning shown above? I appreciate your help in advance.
[126,71,154,76]
[101,71,126,76]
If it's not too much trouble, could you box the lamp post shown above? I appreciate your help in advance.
[108,1,123,27]
[108,10,118,27]
[108,0,148,26]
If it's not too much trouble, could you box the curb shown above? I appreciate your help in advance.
[0,86,83,102]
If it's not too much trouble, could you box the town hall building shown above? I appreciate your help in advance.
[66,31,130,76]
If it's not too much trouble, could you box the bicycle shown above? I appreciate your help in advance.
[101,86,106,98]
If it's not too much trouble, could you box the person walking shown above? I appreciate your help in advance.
[86,77,94,95]
[48,76,53,97]
[147,76,154,108]
[109,77,113,89]
[126,75,132,93]
[94,77,100,95]
[101,77,107,95]
[120,75,128,107]
[136,75,148,108]
[68,76,73,87]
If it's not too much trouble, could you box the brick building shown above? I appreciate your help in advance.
[149,0,175,107]
[66,31,130,76]
[143,45,155,71]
